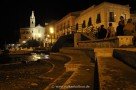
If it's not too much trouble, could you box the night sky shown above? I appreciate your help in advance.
[0,0,136,46]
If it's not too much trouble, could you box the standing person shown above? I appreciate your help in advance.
[106,23,115,38]
[98,25,107,39]
[120,16,125,27]
[123,19,135,35]
[116,16,126,36]
[116,21,124,36]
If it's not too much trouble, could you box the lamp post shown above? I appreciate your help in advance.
[49,27,54,47]
[46,34,50,48]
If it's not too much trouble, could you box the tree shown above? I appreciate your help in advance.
[21,39,40,48]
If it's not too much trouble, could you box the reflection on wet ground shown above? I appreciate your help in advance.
[29,53,50,61]
[0,53,50,64]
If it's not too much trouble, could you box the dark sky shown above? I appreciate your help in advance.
[0,0,136,45]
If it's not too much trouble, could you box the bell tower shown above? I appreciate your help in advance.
[30,11,35,28]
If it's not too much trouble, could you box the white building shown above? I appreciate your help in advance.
[19,11,45,44]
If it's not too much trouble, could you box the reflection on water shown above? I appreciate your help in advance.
[0,53,50,64]
[29,53,50,61]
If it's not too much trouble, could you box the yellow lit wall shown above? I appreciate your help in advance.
[75,2,130,32]
[54,12,80,39]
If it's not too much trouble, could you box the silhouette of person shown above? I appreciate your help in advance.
[116,21,124,36]
[98,25,107,39]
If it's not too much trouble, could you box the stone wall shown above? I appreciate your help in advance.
[77,36,134,48]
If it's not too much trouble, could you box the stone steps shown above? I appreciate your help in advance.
[97,57,136,90]
[46,48,136,90]
[59,48,95,90]
[94,48,114,57]
[44,71,73,90]
[60,65,94,90]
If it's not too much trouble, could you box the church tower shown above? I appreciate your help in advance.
[30,11,35,28]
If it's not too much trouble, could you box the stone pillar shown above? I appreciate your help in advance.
[117,36,134,47]
[74,33,81,47]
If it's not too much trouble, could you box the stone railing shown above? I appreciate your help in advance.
[77,36,134,48]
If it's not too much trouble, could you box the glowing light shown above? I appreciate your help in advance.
[45,38,48,42]
[38,34,41,37]
[44,55,50,59]
[47,34,50,37]
[32,54,41,61]
[22,41,26,43]
[12,44,15,46]
[50,27,54,34]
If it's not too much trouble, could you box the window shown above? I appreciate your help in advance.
[96,13,101,23]
[67,21,70,28]
[60,24,62,31]
[23,31,25,34]
[88,17,92,26]
[76,23,78,30]
[82,20,86,28]
[57,26,60,32]
[124,14,126,20]
[63,23,66,29]
[109,12,115,22]
[26,31,29,34]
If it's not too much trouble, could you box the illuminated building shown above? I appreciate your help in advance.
[54,11,81,39]
[54,2,131,37]
[44,21,57,46]
[75,2,130,32]
[19,11,45,44]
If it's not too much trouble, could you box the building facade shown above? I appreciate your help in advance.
[54,11,81,39]
[75,2,130,32]
[131,14,136,22]
[19,11,45,44]
[19,28,32,43]
[54,2,130,38]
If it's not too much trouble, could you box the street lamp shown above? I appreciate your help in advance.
[47,34,50,38]
[49,27,54,47]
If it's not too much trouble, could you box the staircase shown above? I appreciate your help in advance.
[51,34,74,52]
[95,48,136,90]
[80,26,97,41]
[46,47,136,90]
